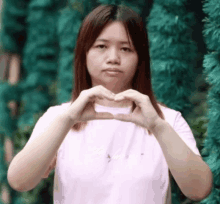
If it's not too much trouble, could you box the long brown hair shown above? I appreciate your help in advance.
[69,4,168,135]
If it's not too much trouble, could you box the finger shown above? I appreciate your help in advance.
[100,86,115,100]
[97,93,115,101]
[114,95,125,101]
[103,91,115,101]
[115,93,140,105]
[95,112,114,120]
[100,85,116,96]
[114,113,132,122]
[92,87,115,101]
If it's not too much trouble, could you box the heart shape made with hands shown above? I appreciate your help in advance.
[108,89,161,132]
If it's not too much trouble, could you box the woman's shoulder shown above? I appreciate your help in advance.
[49,101,71,111]
[157,103,168,110]
[157,103,178,113]
[59,101,72,109]
[41,102,72,119]
[157,103,180,121]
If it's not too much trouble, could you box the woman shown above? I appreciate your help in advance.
[7,4,212,204]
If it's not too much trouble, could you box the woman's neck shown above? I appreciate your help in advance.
[95,98,133,108]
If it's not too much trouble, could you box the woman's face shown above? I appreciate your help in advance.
[86,21,139,94]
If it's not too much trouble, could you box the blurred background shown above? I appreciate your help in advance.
[0,0,218,203]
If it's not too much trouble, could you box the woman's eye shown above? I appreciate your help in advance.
[96,45,106,49]
[96,45,131,52]
[122,47,132,52]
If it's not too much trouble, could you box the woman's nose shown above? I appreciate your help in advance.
[107,48,120,63]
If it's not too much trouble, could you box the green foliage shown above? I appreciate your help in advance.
[1,0,28,54]
[0,0,212,203]
[199,0,220,203]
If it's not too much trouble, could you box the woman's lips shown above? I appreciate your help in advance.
[104,70,121,76]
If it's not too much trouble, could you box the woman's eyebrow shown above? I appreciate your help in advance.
[96,38,130,45]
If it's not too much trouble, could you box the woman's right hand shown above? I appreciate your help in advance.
[65,85,116,124]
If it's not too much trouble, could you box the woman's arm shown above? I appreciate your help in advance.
[42,154,57,179]
[7,112,74,192]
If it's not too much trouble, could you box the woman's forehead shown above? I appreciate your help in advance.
[95,22,133,46]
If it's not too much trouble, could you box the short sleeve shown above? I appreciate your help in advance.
[23,105,65,154]
[173,111,201,157]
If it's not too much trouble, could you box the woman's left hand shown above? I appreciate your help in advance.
[113,89,162,132]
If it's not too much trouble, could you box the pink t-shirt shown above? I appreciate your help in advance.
[25,102,201,204]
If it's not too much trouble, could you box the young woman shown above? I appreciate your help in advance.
[7,4,212,204]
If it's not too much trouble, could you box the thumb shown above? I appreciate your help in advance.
[95,112,114,120]
[114,113,130,122]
